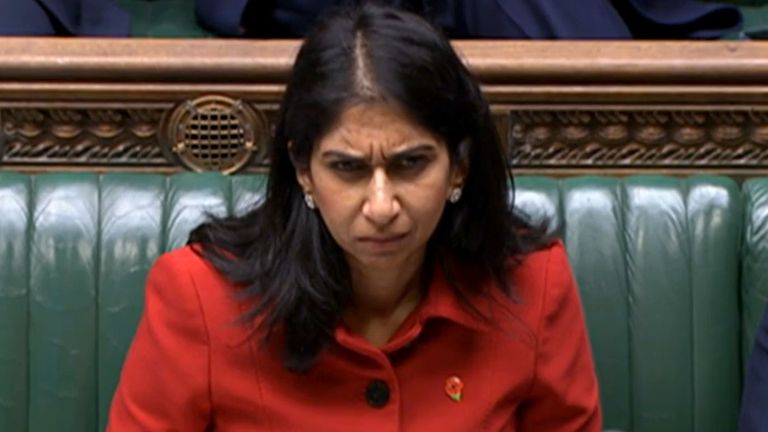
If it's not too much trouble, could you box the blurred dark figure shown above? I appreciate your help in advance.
[0,0,130,36]
[197,0,741,39]
[740,305,768,432]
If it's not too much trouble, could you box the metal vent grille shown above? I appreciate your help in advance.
[162,95,267,174]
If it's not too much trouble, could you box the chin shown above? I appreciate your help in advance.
[347,249,409,268]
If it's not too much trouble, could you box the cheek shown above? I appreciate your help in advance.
[398,169,452,228]
[316,193,355,226]
[309,171,360,240]
[403,183,450,227]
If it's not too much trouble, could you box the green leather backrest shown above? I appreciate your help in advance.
[0,173,266,432]
[742,180,768,366]
[515,176,743,432]
[0,172,761,432]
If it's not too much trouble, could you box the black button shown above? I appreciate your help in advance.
[365,379,390,408]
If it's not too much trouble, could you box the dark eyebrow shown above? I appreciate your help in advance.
[320,143,437,161]
[388,144,437,159]
[320,150,366,161]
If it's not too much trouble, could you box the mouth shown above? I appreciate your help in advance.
[358,233,409,248]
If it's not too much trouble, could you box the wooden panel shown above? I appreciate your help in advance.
[2,38,768,174]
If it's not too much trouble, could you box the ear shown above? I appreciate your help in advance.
[289,140,314,193]
[450,138,470,189]
[295,167,313,194]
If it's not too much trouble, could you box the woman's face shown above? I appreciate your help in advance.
[297,103,464,271]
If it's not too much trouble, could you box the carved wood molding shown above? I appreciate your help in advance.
[1,108,166,166]
[505,108,768,169]
[3,38,768,174]
[6,104,768,174]
[0,102,275,171]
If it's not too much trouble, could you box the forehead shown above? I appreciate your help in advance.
[316,103,442,154]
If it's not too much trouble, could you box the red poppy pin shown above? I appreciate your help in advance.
[445,375,463,402]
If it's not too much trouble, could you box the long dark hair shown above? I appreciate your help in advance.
[190,4,547,372]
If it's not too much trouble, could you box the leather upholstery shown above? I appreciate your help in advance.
[742,180,768,366]
[516,176,742,432]
[0,172,763,432]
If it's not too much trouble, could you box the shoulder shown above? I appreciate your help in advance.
[146,245,253,345]
[143,245,228,310]
[509,239,571,290]
[499,239,574,308]
[146,245,239,312]
[483,240,577,336]
[151,245,231,287]
[154,244,209,269]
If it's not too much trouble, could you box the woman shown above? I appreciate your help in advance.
[108,4,601,431]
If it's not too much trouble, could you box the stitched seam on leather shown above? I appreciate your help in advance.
[683,178,695,432]
[25,174,33,431]
[618,180,634,430]
[95,174,103,430]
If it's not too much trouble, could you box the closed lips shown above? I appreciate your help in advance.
[359,233,408,243]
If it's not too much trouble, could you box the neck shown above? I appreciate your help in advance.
[343,251,426,346]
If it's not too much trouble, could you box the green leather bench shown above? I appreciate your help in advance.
[0,172,766,432]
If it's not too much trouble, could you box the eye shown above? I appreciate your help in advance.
[329,159,366,173]
[393,154,429,172]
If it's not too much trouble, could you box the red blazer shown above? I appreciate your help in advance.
[108,240,601,431]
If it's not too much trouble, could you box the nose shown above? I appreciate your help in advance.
[362,167,401,226]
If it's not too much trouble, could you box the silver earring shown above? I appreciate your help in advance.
[304,193,316,209]
[449,188,462,203]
